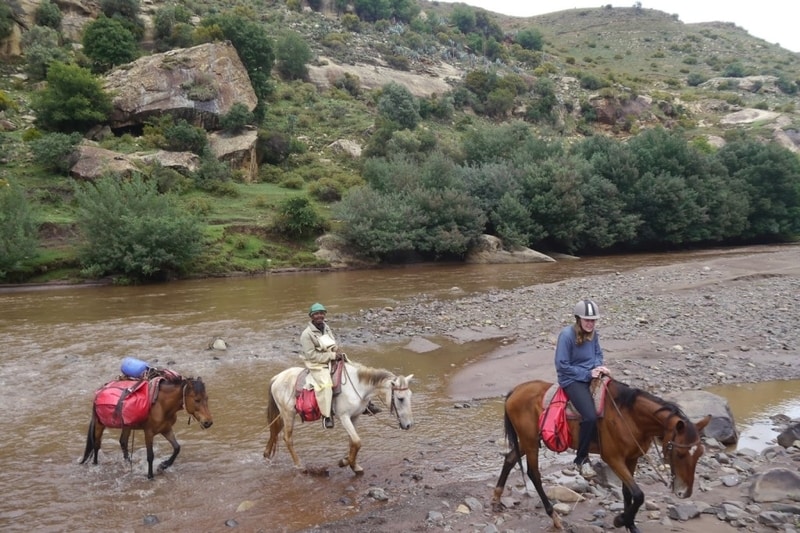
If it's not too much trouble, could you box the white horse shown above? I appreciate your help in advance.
[264,361,414,475]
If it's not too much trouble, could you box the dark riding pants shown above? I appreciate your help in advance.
[563,381,597,465]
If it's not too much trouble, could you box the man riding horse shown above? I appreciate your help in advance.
[299,303,379,429]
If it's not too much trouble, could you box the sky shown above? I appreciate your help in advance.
[436,1,800,53]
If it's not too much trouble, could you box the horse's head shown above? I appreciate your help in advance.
[388,374,414,430]
[184,377,213,429]
[662,414,710,498]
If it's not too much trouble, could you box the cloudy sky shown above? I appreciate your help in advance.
[437,1,800,53]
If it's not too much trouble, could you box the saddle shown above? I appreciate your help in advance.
[293,359,346,422]
[94,368,184,428]
[543,376,609,419]
[538,377,609,452]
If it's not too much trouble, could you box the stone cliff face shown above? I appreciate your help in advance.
[1,0,99,56]
[102,41,257,131]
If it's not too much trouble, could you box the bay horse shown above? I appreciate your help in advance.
[80,376,213,479]
[263,361,414,475]
[493,378,711,533]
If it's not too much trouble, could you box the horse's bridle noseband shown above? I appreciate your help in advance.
[390,384,408,419]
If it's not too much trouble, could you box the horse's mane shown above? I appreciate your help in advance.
[355,365,395,387]
[611,379,691,423]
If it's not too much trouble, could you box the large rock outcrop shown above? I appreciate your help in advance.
[103,41,257,130]
[208,126,258,183]
[0,0,99,57]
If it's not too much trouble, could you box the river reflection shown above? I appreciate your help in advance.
[0,246,797,532]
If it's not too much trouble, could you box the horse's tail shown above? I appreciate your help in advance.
[264,383,283,459]
[503,393,525,472]
[80,411,97,464]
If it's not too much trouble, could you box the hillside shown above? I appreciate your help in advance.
[0,0,799,283]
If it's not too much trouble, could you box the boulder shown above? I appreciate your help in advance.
[749,468,800,502]
[130,150,201,175]
[103,42,257,130]
[70,144,137,180]
[208,127,258,182]
[663,389,738,445]
[776,422,800,449]
[465,235,555,264]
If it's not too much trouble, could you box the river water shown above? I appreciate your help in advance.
[0,249,797,532]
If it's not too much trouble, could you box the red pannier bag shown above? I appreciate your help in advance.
[94,380,150,428]
[539,387,571,452]
[295,388,321,422]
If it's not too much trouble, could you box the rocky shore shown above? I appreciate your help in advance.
[306,245,800,532]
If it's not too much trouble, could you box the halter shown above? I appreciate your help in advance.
[390,383,408,419]
[663,427,703,480]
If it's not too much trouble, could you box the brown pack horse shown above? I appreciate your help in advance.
[80,377,213,479]
[493,378,710,533]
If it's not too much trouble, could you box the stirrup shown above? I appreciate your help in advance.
[323,416,334,429]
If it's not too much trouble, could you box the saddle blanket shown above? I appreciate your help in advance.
[542,376,609,419]
[94,380,150,428]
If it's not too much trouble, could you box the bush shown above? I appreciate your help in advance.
[83,15,138,72]
[163,119,208,154]
[378,82,420,130]
[271,196,328,238]
[32,62,112,133]
[73,174,203,281]
[0,182,39,280]
[21,25,68,81]
[308,177,344,202]
[35,0,63,30]
[29,132,82,173]
[276,31,312,81]
[220,103,254,133]
[0,3,14,41]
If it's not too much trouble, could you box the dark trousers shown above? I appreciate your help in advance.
[563,381,597,465]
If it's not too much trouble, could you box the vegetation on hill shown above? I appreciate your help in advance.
[0,0,799,284]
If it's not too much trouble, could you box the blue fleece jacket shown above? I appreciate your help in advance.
[554,325,604,387]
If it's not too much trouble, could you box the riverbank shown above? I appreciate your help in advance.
[307,244,800,532]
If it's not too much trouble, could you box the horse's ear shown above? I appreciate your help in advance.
[405,374,414,383]
[694,414,712,432]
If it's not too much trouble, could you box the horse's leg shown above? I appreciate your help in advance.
[81,414,104,465]
[492,447,519,503]
[336,415,362,475]
[609,457,644,533]
[524,444,562,530]
[282,411,302,468]
[144,429,156,479]
[157,428,181,472]
[119,428,131,461]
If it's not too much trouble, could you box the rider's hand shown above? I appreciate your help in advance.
[592,366,610,378]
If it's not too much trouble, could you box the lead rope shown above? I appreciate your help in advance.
[602,379,671,487]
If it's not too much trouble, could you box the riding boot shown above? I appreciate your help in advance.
[575,419,597,464]
[363,401,382,415]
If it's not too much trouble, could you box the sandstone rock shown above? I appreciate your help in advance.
[663,389,738,445]
[103,42,257,130]
[465,234,555,264]
[70,144,137,180]
[208,127,258,182]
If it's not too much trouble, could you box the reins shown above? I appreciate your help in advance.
[341,363,405,427]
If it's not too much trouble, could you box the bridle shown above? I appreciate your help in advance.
[389,383,408,420]
[662,426,703,485]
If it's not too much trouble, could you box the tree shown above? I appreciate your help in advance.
[0,3,14,41]
[516,28,543,51]
[377,82,419,131]
[32,61,112,133]
[353,0,391,22]
[29,132,83,173]
[74,175,203,281]
[450,5,476,34]
[21,25,68,81]
[202,14,275,101]
[35,0,63,30]
[82,15,138,72]
[271,196,328,238]
[153,4,193,51]
[0,182,39,280]
[220,102,254,133]
[276,31,312,81]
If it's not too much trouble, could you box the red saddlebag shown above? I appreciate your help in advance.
[94,380,150,428]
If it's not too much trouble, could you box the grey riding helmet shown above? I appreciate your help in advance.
[574,299,600,320]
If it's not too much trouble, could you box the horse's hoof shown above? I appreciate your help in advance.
[338,459,349,468]
[613,515,625,528]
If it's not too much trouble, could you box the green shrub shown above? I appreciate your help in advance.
[29,132,83,173]
[308,177,343,202]
[220,102,254,132]
[82,15,138,73]
[31,62,111,132]
[271,196,328,238]
[278,174,304,189]
[163,119,208,154]
[21,25,69,81]
[35,0,63,30]
[0,182,39,280]
[74,174,203,281]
